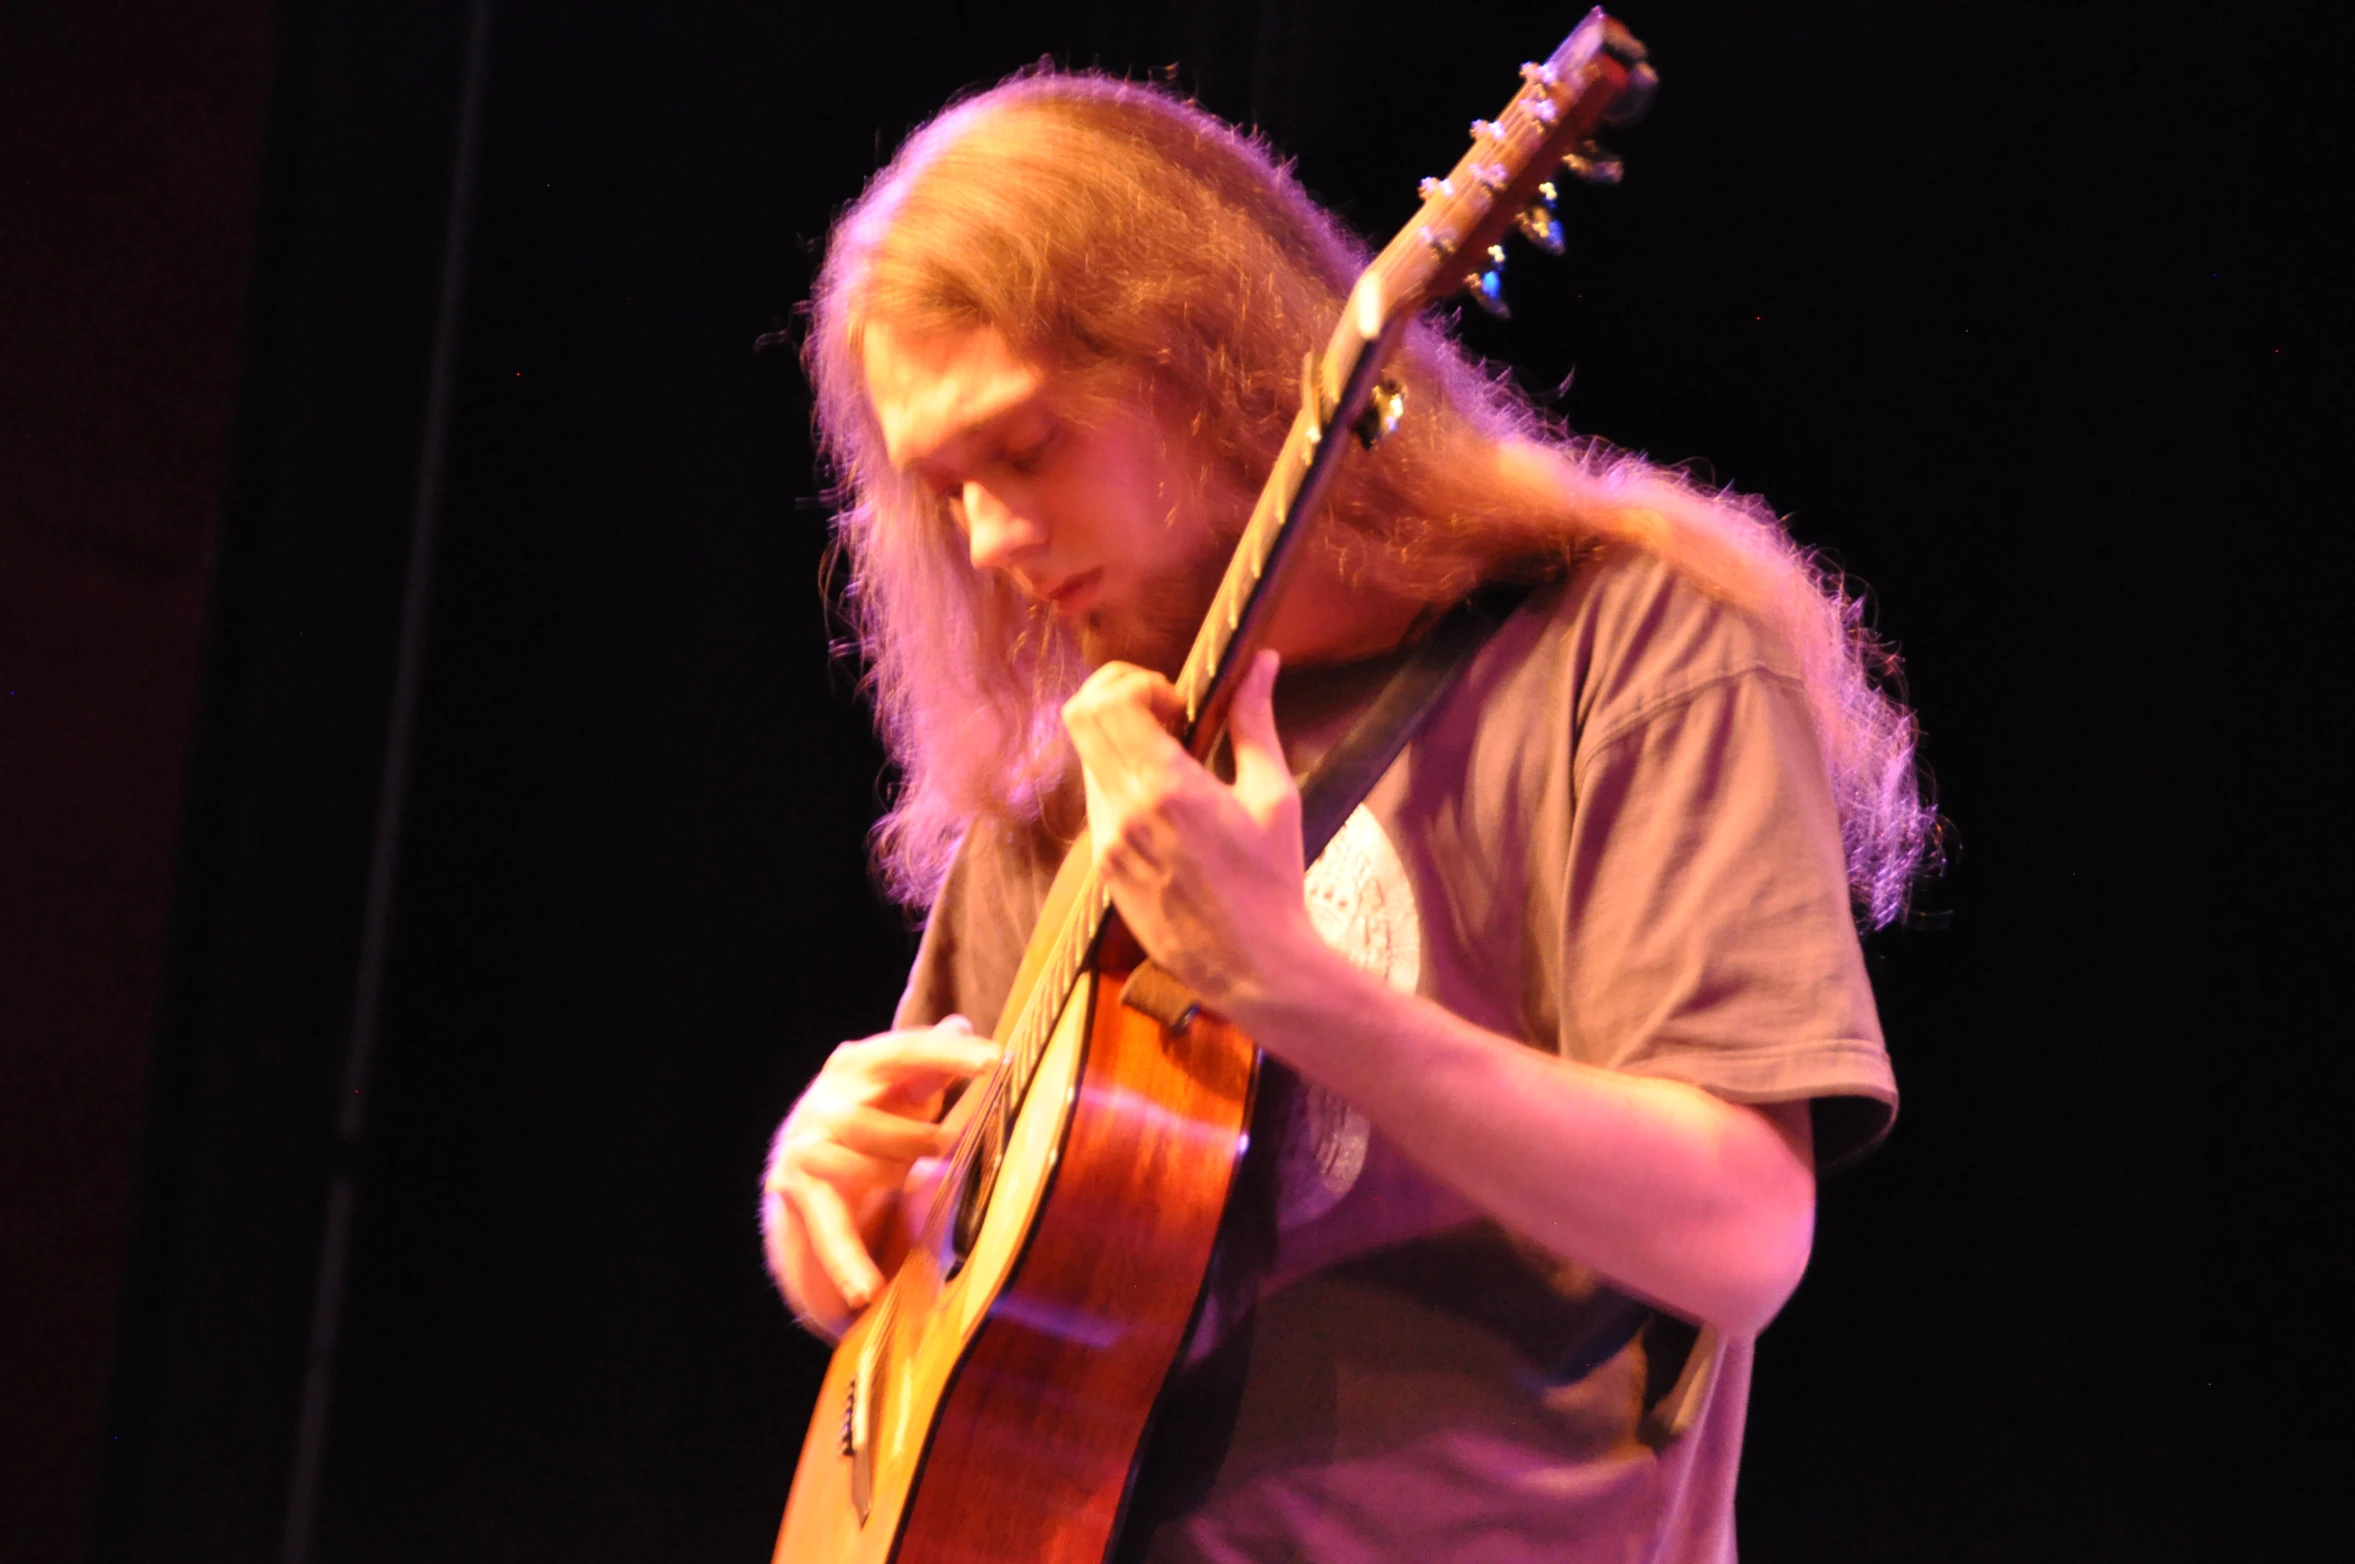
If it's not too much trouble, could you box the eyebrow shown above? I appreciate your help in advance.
[898,396,1055,492]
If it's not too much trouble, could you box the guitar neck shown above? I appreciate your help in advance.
[1175,9,1640,753]
[1172,290,1406,758]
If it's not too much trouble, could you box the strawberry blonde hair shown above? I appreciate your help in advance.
[807,72,1935,927]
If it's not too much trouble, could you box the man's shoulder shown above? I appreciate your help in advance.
[899,809,1070,1033]
[930,811,1068,923]
[1504,543,1806,747]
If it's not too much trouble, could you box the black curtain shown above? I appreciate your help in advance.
[98,2,2337,1560]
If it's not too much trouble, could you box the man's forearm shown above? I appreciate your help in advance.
[1225,938,1818,1338]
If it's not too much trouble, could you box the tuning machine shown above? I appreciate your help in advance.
[1561,141,1624,186]
[1598,20,1659,127]
[1516,181,1564,255]
[1463,244,1509,318]
[1353,378,1406,449]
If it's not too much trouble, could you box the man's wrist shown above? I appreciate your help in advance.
[1217,924,1381,1074]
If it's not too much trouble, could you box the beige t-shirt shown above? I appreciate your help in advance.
[896,546,1897,1563]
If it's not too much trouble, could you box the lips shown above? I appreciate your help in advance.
[1038,568,1103,615]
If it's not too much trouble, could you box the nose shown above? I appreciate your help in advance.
[961,481,1047,575]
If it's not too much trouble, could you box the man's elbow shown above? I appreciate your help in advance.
[1709,1097,1818,1336]
[1711,1186,1815,1338]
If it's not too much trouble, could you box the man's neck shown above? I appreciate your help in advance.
[1263,561,1432,668]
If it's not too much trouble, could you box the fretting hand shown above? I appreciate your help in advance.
[1060,649,1322,1018]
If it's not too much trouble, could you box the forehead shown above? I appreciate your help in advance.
[861,320,1050,474]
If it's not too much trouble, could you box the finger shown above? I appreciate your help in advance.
[938,1074,986,1139]
[1067,709,1160,874]
[1070,722,1126,855]
[903,1154,951,1240]
[830,1102,957,1162]
[789,1137,901,1189]
[1069,660,1181,721]
[788,1173,885,1311]
[1227,649,1298,821]
[760,1184,798,1292]
[1127,667,1187,731]
[853,1029,1003,1085]
[1064,670,1189,781]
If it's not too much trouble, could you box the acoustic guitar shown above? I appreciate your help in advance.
[774,13,1656,1560]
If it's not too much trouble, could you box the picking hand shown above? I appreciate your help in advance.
[762,1016,1000,1322]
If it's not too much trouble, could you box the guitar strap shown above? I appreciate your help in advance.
[1295,576,1537,864]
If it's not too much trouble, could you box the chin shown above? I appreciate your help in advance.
[1081,552,1228,678]
[1081,606,1201,680]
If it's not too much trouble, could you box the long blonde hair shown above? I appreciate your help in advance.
[807,72,1935,927]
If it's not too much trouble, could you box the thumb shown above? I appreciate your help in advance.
[1228,650,1296,823]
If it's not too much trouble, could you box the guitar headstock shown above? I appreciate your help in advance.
[1181,10,1658,750]
[1362,8,1655,327]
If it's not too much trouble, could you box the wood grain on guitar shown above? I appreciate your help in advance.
[775,11,1652,1560]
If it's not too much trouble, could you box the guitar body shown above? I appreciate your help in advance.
[774,919,1258,1564]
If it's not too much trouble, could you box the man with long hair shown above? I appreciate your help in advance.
[761,72,1930,1562]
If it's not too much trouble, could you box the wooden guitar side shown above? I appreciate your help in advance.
[773,922,1256,1564]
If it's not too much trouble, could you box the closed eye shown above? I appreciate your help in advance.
[1001,420,1060,475]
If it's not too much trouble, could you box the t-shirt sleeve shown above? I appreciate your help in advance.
[1559,660,1897,1169]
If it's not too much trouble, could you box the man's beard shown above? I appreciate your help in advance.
[1076,510,1243,681]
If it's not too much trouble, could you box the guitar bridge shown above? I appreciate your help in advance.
[1119,962,1202,1035]
[846,1329,882,1524]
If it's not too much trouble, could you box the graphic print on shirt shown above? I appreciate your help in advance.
[1279,803,1423,1229]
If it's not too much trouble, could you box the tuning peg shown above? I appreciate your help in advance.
[1353,378,1407,449]
[1518,60,1564,128]
[1598,21,1659,127]
[1604,61,1659,127]
[1464,245,1509,318]
[1516,181,1564,254]
[1562,141,1624,186]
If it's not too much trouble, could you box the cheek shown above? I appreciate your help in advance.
[1057,471,1160,566]
[1127,468,1206,564]
[1061,417,1213,574]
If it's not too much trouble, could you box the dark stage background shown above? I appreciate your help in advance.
[6,2,2339,1562]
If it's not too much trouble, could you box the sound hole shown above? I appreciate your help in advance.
[947,1095,1007,1276]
